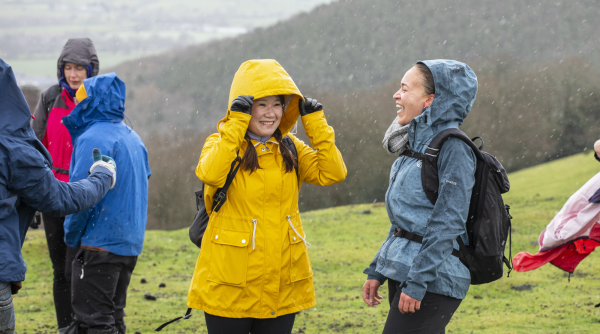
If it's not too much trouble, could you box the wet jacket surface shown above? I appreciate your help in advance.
[63,73,151,256]
[31,38,100,182]
[364,60,478,301]
[0,59,112,282]
[187,59,347,318]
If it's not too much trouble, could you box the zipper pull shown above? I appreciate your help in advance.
[80,267,84,279]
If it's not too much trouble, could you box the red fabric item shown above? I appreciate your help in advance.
[42,89,76,182]
[513,223,600,273]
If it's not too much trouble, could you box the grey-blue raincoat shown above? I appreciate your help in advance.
[364,60,478,301]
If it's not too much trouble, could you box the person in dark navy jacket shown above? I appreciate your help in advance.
[0,59,116,334]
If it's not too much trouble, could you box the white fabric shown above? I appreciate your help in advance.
[89,160,117,189]
[540,171,600,249]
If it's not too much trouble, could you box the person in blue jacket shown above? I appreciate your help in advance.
[362,60,478,334]
[0,60,116,334]
[62,72,151,334]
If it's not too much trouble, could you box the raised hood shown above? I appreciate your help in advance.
[219,59,304,136]
[62,72,126,140]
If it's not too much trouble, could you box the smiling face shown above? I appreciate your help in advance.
[247,95,283,137]
[393,67,435,126]
[64,62,87,91]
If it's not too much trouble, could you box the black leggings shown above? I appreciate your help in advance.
[204,312,296,334]
[383,280,462,334]
[43,213,78,329]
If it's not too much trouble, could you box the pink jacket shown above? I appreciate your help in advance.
[513,172,600,273]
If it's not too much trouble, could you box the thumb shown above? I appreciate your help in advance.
[92,149,101,162]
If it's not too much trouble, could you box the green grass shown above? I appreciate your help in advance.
[16,151,600,333]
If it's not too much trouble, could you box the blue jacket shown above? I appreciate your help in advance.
[0,59,113,283]
[364,60,478,301]
[63,73,151,256]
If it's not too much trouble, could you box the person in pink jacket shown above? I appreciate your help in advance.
[513,141,600,275]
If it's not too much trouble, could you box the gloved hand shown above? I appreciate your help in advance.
[89,148,117,189]
[298,97,323,117]
[230,95,254,115]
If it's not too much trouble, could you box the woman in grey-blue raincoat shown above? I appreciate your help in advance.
[362,60,478,334]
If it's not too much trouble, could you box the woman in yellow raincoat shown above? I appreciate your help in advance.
[188,59,347,333]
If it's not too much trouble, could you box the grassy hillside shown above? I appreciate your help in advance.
[16,151,600,333]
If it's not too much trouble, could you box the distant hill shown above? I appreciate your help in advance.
[112,0,600,134]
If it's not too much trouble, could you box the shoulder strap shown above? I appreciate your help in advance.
[43,84,62,115]
[420,128,484,205]
[211,153,241,213]
[282,136,299,181]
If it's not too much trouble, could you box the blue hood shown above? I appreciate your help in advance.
[0,58,52,164]
[409,59,478,151]
[62,72,126,139]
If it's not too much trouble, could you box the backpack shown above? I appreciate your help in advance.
[188,136,299,248]
[43,84,62,115]
[398,128,512,285]
[155,136,299,332]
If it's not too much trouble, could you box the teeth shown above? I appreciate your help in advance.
[261,121,274,125]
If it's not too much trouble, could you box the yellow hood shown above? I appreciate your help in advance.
[218,59,304,136]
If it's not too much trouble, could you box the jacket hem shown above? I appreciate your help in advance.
[187,300,316,319]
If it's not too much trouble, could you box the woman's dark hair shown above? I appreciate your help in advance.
[241,95,296,173]
[413,63,435,96]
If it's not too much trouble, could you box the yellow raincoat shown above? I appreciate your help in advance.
[187,59,347,318]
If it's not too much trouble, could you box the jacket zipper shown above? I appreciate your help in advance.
[252,219,257,250]
[287,215,311,248]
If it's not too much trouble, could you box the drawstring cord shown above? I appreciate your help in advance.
[252,219,257,250]
[287,215,311,248]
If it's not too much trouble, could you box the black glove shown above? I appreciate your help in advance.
[298,97,323,117]
[230,95,254,115]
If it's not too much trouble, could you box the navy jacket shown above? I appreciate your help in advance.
[63,73,151,256]
[364,60,478,301]
[0,59,112,283]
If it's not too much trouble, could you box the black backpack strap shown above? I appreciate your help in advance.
[211,153,241,213]
[421,128,484,205]
[154,308,192,331]
[281,136,299,182]
[43,84,62,115]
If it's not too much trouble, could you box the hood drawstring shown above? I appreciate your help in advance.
[287,215,311,248]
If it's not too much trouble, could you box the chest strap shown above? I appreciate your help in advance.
[52,166,70,175]
[394,227,461,257]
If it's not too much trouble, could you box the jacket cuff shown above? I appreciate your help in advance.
[367,274,387,285]
[227,111,252,129]
[363,267,386,284]
[402,281,427,301]
[300,110,327,130]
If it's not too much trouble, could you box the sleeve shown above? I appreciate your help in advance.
[402,138,476,301]
[363,225,395,283]
[292,110,347,186]
[31,90,49,142]
[195,112,251,187]
[9,145,112,217]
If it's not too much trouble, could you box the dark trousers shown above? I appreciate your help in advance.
[204,312,296,334]
[70,249,137,332]
[43,213,78,328]
[383,279,462,334]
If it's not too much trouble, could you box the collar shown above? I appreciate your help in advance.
[247,130,272,144]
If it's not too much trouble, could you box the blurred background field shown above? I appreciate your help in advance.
[16,152,600,333]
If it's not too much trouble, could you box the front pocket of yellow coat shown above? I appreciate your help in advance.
[288,223,313,282]
[207,227,251,287]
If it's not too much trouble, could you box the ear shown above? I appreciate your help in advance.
[423,94,435,109]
